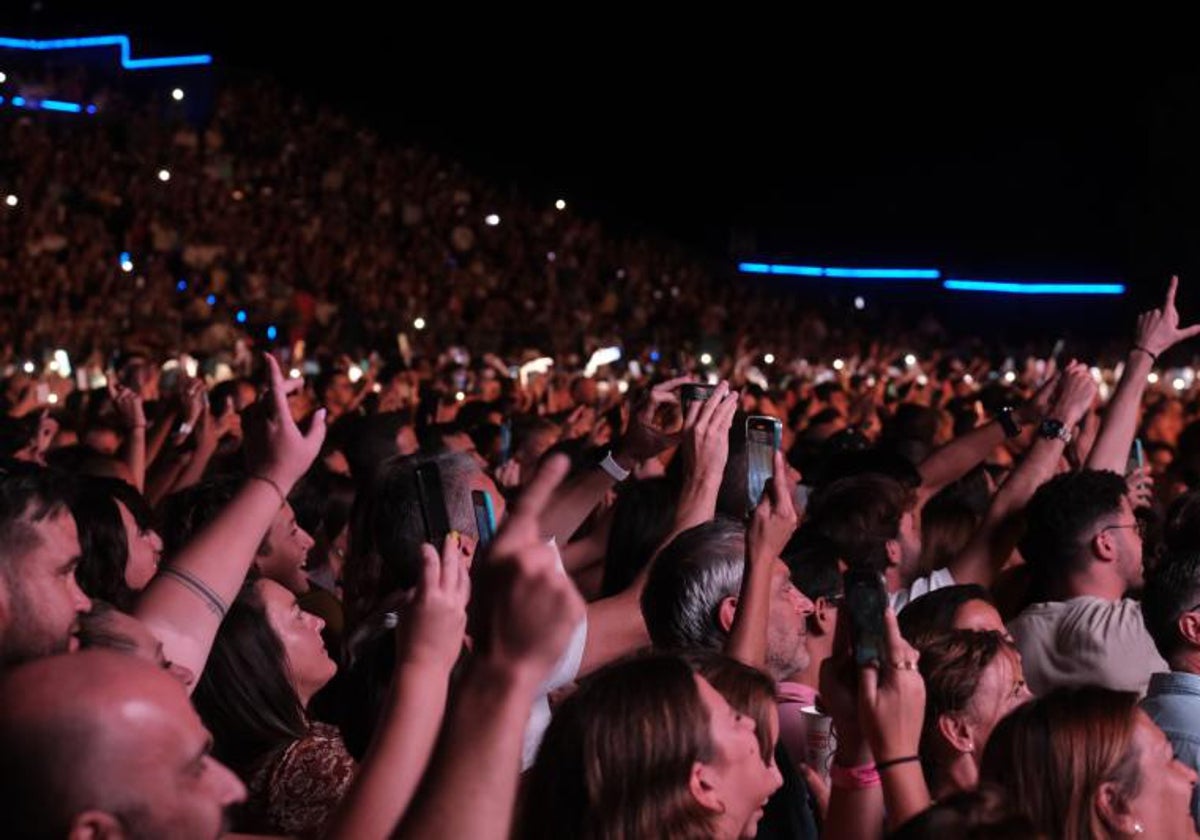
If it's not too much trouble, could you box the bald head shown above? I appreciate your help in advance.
[0,651,244,839]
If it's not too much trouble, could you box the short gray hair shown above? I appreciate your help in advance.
[640,518,746,652]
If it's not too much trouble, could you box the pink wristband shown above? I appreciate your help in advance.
[829,762,881,790]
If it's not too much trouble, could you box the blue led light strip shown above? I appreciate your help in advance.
[943,280,1126,296]
[738,262,941,280]
[0,34,212,70]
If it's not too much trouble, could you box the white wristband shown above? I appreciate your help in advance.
[599,451,631,483]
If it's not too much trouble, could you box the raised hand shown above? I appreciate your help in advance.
[108,382,146,430]
[243,354,327,491]
[858,608,925,764]
[396,534,471,672]
[1135,275,1200,358]
[748,450,799,561]
[613,375,693,468]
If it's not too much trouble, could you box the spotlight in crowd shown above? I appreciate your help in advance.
[4,194,17,207]
[764,353,775,365]
[904,354,917,367]
[456,391,466,402]
[1175,377,1187,391]
[854,296,865,310]
[236,309,247,323]
[0,72,6,83]
[555,199,567,211]
[266,325,278,340]
[157,169,171,182]
[413,317,426,330]
[47,393,59,405]
[833,358,845,371]
[289,368,302,379]
[485,214,500,226]
[1148,372,1160,385]
[700,352,713,366]
[22,361,34,374]
[171,87,185,101]
[1004,370,1016,383]
[348,365,363,383]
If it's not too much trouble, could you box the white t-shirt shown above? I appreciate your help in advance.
[889,567,956,613]
[520,540,588,769]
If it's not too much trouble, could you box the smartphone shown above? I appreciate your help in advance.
[35,382,50,405]
[414,462,452,547]
[844,567,888,667]
[498,421,512,464]
[681,383,717,415]
[1128,438,1145,475]
[746,415,782,510]
[472,490,496,551]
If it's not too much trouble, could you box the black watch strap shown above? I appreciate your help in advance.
[997,406,1021,439]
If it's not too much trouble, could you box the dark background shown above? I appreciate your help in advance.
[5,7,1200,319]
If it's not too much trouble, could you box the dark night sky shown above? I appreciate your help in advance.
[6,6,1200,311]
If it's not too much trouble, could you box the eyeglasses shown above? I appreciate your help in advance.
[1099,520,1147,541]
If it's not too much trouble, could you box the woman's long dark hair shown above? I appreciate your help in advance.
[70,477,154,610]
[191,581,308,776]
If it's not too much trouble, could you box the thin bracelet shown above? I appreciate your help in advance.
[876,755,921,772]
[1133,345,1159,364]
[248,473,286,506]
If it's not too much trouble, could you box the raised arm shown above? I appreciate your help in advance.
[950,364,1096,587]
[1088,276,1200,473]
[109,384,147,492]
[396,456,586,840]
[135,355,325,689]
[726,450,797,669]
[325,535,469,840]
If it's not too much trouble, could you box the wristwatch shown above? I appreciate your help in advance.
[1038,418,1072,445]
[997,406,1022,439]
[598,450,631,483]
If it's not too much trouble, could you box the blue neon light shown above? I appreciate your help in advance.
[10,95,25,106]
[205,294,216,306]
[235,310,247,324]
[266,325,278,340]
[38,99,81,113]
[176,280,187,291]
[118,251,130,265]
[739,262,939,280]
[943,280,1126,296]
[0,34,212,71]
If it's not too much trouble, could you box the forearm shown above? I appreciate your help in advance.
[396,661,541,840]
[136,475,287,684]
[145,409,176,467]
[823,734,884,840]
[537,467,615,545]
[325,659,452,840]
[724,548,773,670]
[579,588,645,676]
[880,765,932,832]
[917,421,1006,500]
[122,426,147,491]
[1087,350,1152,473]
[173,440,219,492]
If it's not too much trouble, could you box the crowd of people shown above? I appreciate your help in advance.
[7,66,1200,839]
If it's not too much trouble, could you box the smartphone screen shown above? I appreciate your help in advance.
[844,567,888,667]
[414,462,452,547]
[1128,438,1145,475]
[472,490,496,551]
[746,416,782,510]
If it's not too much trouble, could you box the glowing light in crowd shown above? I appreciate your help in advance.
[0,34,212,70]
[47,393,58,405]
[854,296,865,310]
[22,361,34,373]
[171,87,184,101]
[53,349,71,376]
[4,194,16,207]
[764,353,775,365]
[555,199,566,210]
[617,380,629,394]
[1175,378,1187,391]
[266,325,278,340]
[456,391,466,402]
[0,72,5,83]
[157,169,171,182]
[413,317,426,330]
[833,359,845,371]
[964,373,974,384]
[739,263,940,280]
[485,214,500,226]
[1004,371,1017,383]
[120,252,133,272]
[235,309,247,323]
[1148,372,1160,385]
[348,365,363,383]
[289,368,301,379]
[176,279,187,291]
[917,375,929,386]
[205,294,216,306]
[943,279,1125,296]
[699,353,713,366]
[585,346,622,377]
[904,354,917,366]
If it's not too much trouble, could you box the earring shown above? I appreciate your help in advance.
[965,741,976,753]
